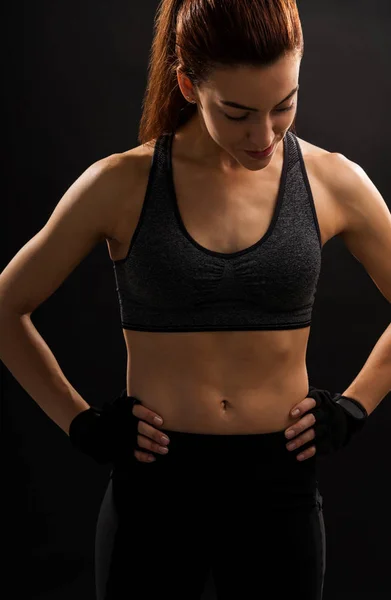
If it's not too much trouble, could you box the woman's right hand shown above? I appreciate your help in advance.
[132,403,170,462]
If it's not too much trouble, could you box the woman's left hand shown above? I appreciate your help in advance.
[284,387,369,460]
[284,396,318,461]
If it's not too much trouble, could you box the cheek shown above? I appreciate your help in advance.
[204,114,232,142]
[204,111,246,149]
[213,129,240,151]
[203,109,224,131]
[218,117,242,139]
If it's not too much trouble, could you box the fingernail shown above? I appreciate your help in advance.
[286,430,295,439]
[161,436,170,444]
[292,409,300,417]
[154,416,163,425]
[148,455,156,462]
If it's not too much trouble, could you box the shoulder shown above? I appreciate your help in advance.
[307,145,375,234]
[114,141,157,187]
[100,142,155,181]
[294,135,363,229]
[120,140,157,166]
[297,137,390,242]
[96,142,157,241]
[293,134,343,192]
[294,134,364,194]
[294,134,335,169]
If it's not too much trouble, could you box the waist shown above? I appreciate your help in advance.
[127,373,309,435]
[130,383,309,434]
[125,328,310,433]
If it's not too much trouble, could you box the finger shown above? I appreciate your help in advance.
[134,449,156,463]
[286,427,315,451]
[296,446,316,461]
[132,403,164,428]
[285,413,316,440]
[138,420,170,447]
[290,397,317,418]
[137,433,170,455]
[296,413,316,431]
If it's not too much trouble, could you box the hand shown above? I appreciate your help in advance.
[132,402,170,463]
[69,389,170,466]
[284,396,318,461]
[285,386,369,460]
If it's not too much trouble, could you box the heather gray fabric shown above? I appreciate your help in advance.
[112,131,322,332]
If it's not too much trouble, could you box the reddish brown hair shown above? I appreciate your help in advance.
[138,0,304,147]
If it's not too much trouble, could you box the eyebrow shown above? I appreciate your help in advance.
[220,85,299,112]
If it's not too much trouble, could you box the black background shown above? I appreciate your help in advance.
[2,1,391,598]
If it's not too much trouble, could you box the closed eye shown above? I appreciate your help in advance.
[224,104,295,121]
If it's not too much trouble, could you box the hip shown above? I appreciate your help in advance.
[111,425,320,515]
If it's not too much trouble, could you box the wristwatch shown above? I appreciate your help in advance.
[334,394,368,420]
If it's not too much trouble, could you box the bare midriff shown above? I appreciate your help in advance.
[125,326,311,434]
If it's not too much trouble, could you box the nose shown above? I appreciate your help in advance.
[245,118,276,151]
[245,134,276,152]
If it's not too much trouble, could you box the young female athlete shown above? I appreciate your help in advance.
[1,1,390,599]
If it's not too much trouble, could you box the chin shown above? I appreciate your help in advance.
[235,151,272,172]
[242,162,269,172]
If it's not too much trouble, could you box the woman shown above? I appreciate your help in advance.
[88,0,372,597]
[2,0,386,599]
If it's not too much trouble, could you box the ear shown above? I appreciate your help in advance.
[176,67,195,100]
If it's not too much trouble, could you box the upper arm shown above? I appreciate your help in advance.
[331,153,391,304]
[0,155,125,316]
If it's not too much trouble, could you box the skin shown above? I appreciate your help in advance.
[132,51,318,463]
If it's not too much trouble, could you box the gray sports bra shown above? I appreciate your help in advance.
[112,130,322,332]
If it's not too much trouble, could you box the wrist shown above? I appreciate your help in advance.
[335,394,369,421]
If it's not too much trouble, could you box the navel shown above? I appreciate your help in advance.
[220,399,230,412]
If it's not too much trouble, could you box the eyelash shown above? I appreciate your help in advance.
[224,104,295,121]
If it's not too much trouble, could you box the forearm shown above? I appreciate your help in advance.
[341,322,391,416]
[0,311,90,435]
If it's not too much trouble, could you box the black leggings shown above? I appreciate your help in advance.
[95,427,326,599]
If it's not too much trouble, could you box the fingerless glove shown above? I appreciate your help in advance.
[301,386,368,456]
[68,388,142,466]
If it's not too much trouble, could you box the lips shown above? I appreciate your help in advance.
[244,143,275,159]
[246,142,274,153]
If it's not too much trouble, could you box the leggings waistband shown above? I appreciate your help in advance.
[128,424,318,480]
[158,426,287,455]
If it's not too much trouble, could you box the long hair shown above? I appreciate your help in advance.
[138,0,304,147]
